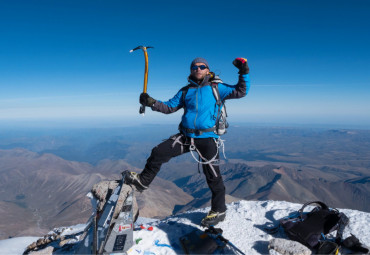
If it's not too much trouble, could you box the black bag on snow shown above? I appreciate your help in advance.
[280,201,342,248]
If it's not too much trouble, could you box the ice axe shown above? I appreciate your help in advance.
[130,45,154,115]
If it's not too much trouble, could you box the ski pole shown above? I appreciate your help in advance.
[220,237,245,255]
[129,45,154,115]
[207,226,245,255]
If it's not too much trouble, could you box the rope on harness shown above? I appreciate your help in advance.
[189,138,227,165]
[170,134,228,177]
[218,138,227,161]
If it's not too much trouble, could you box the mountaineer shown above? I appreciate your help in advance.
[124,57,250,227]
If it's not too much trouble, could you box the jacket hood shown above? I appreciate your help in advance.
[188,73,223,87]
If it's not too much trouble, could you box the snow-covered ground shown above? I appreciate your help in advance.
[0,237,39,255]
[1,200,369,254]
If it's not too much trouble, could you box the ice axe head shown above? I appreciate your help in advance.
[129,46,154,53]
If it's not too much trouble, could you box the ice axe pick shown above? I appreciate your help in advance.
[130,46,154,115]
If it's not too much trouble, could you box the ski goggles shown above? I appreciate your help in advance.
[191,65,208,70]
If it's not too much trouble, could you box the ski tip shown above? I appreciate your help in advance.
[129,50,134,53]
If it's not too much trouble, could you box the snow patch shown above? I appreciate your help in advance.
[1,200,369,255]
[0,237,39,255]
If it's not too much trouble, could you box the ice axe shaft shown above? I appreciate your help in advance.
[130,46,154,115]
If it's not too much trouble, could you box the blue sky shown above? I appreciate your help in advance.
[0,0,369,128]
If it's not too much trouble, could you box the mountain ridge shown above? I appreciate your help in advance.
[1,126,369,239]
[0,148,192,239]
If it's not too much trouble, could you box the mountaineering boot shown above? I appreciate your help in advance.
[123,170,148,192]
[201,210,226,227]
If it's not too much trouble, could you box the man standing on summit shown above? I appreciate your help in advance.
[124,57,250,227]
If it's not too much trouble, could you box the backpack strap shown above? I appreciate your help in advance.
[335,213,349,243]
[211,82,228,127]
[181,85,190,112]
[298,201,329,218]
[211,83,222,106]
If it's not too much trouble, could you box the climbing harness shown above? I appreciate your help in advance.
[169,133,227,177]
[188,137,227,166]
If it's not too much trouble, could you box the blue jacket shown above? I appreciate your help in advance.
[151,73,250,138]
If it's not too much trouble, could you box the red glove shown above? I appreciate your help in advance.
[232,58,249,74]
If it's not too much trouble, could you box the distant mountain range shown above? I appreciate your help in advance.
[172,162,369,214]
[0,126,369,239]
[0,149,191,240]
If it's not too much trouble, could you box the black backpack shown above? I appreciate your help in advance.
[280,201,346,248]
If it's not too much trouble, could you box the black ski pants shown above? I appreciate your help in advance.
[139,133,226,213]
